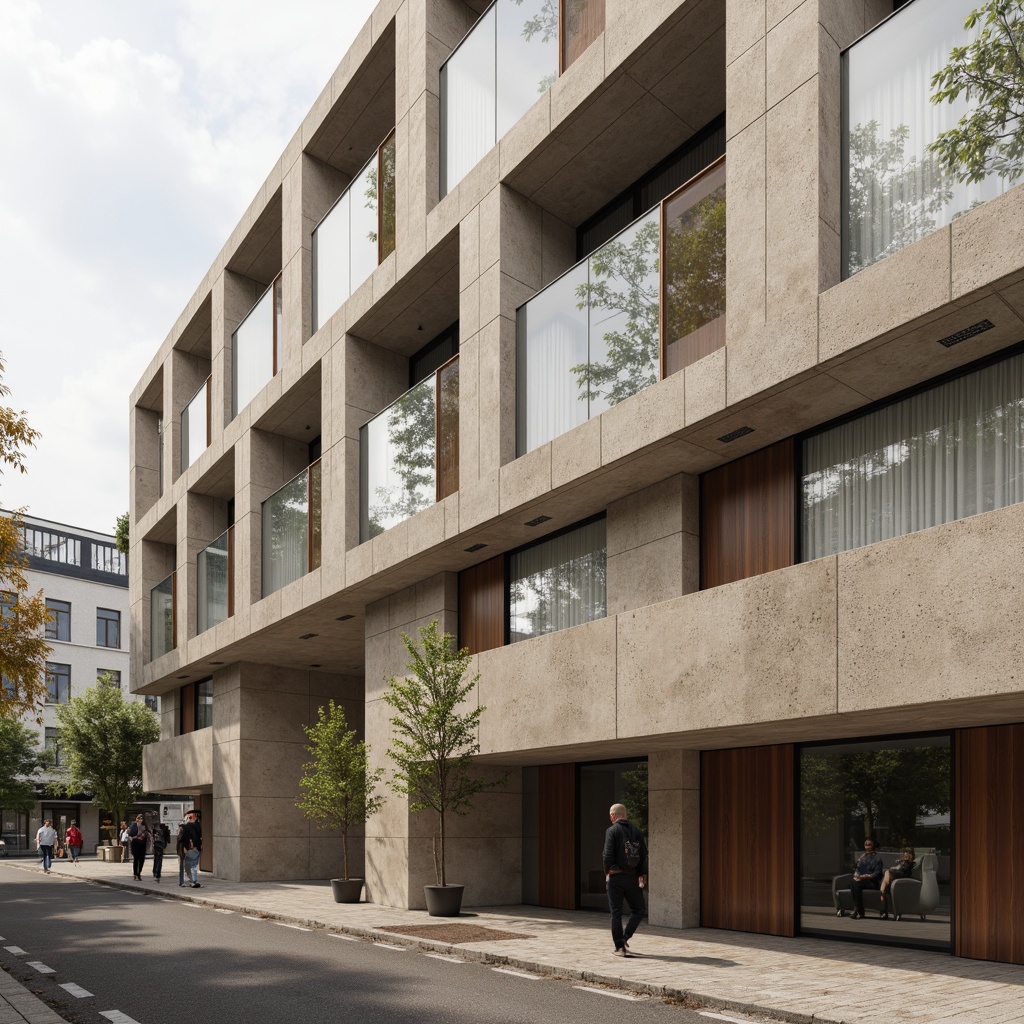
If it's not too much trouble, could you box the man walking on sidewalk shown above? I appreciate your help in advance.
[35,820,57,874]
[603,803,648,957]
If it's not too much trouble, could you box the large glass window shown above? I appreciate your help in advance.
[44,727,62,767]
[232,276,282,418]
[149,576,174,660]
[312,132,396,332]
[195,678,213,731]
[799,734,951,949]
[45,599,71,642]
[181,377,210,470]
[197,529,232,634]
[262,461,321,596]
[508,516,606,643]
[96,608,121,649]
[843,0,1021,276]
[360,356,460,541]
[517,158,724,455]
[45,662,71,704]
[802,351,1024,560]
[441,0,560,196]
[22,527,80,566]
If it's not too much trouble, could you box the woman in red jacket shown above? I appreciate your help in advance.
[65,821,83,864]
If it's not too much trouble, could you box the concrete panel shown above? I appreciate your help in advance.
[607,475,684,556]
[143,729,213,793]
[477,618,618,755]
[607,533,684,615]
[951,182,1024,299]
[617,559,839,738]
[728,35,765,139]
[837,503,1024,712]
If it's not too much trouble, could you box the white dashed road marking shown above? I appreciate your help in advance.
[100,1012,143,1024]
[3,946,27,955]
[492,968,540,980]
[242,916,262,921]
[214,909,233,914]
[274,923,310,932]
[60,983,94,998]
[423,953,464,963]
[27,962,55,974]
[700,1013,756,1023]
[573,986,641,1001]
[374,942,406,951]
[329,934,357,940]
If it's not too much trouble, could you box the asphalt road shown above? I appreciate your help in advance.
[0,864,722,1024]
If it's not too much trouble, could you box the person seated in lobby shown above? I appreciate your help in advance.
[878,846,915,919]
[849,836,884,919]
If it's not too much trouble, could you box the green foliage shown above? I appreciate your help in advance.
[383,621,501,886]
[846,121,953,273]
[801,746,951,852]
[572,217,661,408]
[297,700,383,880]
[51,673,160,830]
[929,0,1024,185]
[114,513,129,556]
[621,762,649,839]
[0,716,48,813]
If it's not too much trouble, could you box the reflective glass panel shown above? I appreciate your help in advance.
[799,735,951,950]
[196,678,213,730]
[309,460,322,571]
[262,469,309,596]
[843,0,1018,276]
[349,155,379,295]
[313,191,350,333]
[562,0,605,70]
[496,0,558,138]
[441,5,496,196]
[437,357,460,501]
[379,134,396,261]
[516,261,589,455]
[585,209,660,418]
[802,351,1024,560]
[508,516,606,643]
[181,379,209,470]
[150,575,174,660]
[197,531,230,634]
[361,377,437,541]
[232,282,276,417]
[663,161,726,375]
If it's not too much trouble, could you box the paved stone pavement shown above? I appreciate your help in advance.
[5,857,1024,1024]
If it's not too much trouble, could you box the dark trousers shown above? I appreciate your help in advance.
[606,871,644,950]
[152,850,164,879]
[850,878,879,914]
[131,842,147,877]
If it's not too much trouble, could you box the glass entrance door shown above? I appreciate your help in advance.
[577,759,648,910]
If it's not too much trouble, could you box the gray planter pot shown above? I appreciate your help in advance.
[424,884,464,917]
[331,878,364,903]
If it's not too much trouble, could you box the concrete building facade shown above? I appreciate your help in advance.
[132,0,1024,964]
[0,513,155,853]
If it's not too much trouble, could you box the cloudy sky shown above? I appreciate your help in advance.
[0,0,376,534]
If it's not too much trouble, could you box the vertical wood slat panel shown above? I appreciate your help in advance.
[458,555,504,654]
[562,0,605,70]
[538,763,575,910]
[701,745,795,937]
[700,438,796,590]
[956,724,1024,964]
[199,793,213,874]
[180,683,196,735]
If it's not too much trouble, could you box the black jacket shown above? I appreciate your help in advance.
[602,818,648,875]
[180,821,202,852]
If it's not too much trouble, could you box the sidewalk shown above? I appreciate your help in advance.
[6,857,1024,1024]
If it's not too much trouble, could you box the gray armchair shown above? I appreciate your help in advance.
[889,853,939,921]
[832,873,888,917]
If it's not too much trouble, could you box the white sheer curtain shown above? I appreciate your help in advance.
[844,0,1017,274]
[262,471,309,596]
[509,518,606,643]
[803,354,1024,559]
[232,283,275,416]
[197,531,229,634]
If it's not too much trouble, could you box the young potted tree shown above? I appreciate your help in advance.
[297,700,383,903]
[384,620,502,916]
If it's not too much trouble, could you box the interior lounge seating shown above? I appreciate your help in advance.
[832,852,939,920]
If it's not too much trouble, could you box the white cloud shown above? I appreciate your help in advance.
[0,0,377,533]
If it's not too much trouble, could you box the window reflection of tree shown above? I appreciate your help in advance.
[367,382,436,538]
[801,745,951,854]
[365,136,396,258]
[268,476,309,584]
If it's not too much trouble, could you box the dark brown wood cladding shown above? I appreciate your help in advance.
[538,763,576,910]
[562,0,605,71]
[701,745,795,936]
[458,555,504,655]
[180,682,195,735]
[956,724,1024,964]
[700,437,796,590]
[199,793,213,873]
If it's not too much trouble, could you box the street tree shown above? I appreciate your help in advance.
[929,0,1024,185]
[297,699,384,881]
[114,513,129,556]
[384,621,503,887]
[52,673,160,835]
[0,716,49,814]
[0,351,50,721]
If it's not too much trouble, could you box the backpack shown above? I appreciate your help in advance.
[619,822,641,869]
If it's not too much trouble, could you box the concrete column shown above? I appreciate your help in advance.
[648,749,700,929]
